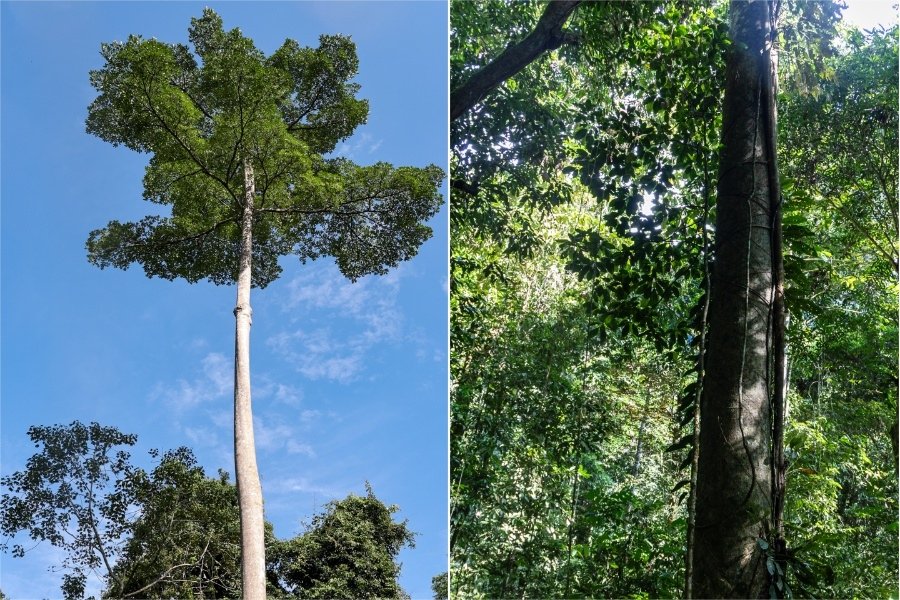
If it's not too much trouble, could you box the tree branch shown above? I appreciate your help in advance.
[450,0,582,122]
[85,480,121,596]
[286,85,325,131]
[451,178,480,196]
[173,80,215,123]
[120,217,237,252]
[139,76,239,205]
[121,561,197,598]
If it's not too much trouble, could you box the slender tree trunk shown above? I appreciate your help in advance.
[235,159,266,599]
[891,418,899,473]
[684,175,710,598]
[762,4,788,561]
[692,1,775,597]
[632,390,651,477]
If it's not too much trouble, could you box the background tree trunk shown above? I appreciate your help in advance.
[692,1,775,597]
[235,159,266,599]
[684,176,712,599]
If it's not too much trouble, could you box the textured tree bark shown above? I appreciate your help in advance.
[692,1,774,597]
[235,159,266,599]
[762,5,787,557]
[450,0,582,122]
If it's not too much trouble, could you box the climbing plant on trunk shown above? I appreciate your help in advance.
[692,0,782,597]
[84,10,443,598]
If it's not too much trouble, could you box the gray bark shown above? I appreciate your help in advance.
[692,1,775,597]
[235,159,266,599]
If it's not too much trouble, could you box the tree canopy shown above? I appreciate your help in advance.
[1,422,418,600]
[268,483,415,599]
[85,8,443,288]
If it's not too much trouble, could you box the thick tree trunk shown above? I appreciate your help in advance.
[235,159,266,599]
[692,1,775,597]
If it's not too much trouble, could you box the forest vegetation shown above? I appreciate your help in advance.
[0,422,430,599]
[450,0,897,598]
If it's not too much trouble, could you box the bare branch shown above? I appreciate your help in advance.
[121,562,198,598]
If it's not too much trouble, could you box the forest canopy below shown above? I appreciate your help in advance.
[0,422,443,600]
[450,1,898,598]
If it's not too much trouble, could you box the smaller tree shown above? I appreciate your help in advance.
[268,483,415,599]
[0,422,139,600]
[431,571,448,599]
[104,448,249,599]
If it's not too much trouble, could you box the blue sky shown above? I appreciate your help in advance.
[0,2,447,598]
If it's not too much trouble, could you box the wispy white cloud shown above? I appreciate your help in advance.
[254,416,294,452]
[268,329,362,383]
[249,374,303,406]
[274,383,304,407]
[286,440,316,457]
[264,476,341,497]
[151,352,230,412]
[300,409,323,422]
[184,426,221,448]
[333,131,385,159]
[254,415,317,457]
[269,265,409,382]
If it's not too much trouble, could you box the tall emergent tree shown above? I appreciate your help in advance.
[692,0,781,596]
[84,10,444,598]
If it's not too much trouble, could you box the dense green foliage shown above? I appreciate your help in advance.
[431,571,448,599]
[450,0,898,597]
[85,8,443,287]
[1,423,416,599]
[105,448,246,598]
[268,484,415,599]
[776,23,899,598]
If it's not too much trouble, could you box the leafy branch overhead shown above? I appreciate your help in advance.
[85,9,444,288]
[450,0,582,121]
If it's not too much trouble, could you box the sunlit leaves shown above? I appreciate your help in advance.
[0,423,139,600]
[86,9,443,289]
[268,484,415,599]
[777,23,898,600]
